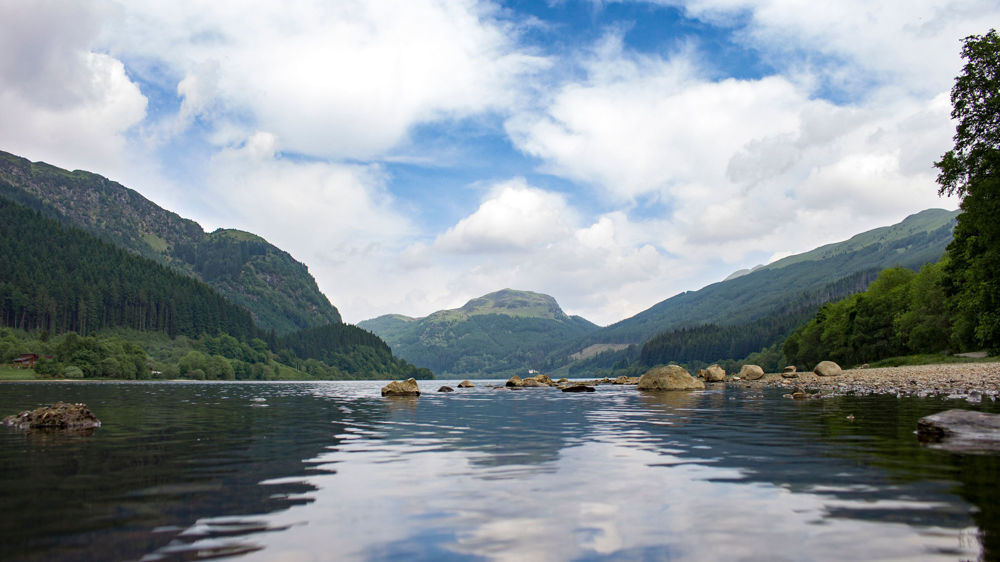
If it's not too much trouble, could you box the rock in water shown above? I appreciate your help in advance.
[738,364,765,381]
[381,378,421,397]
[813,361,842,377]
[703,364,726,382]
[506,375,524,388]
[3,402,101,431]
[637,365,705,391]
[562,383,596,393]
[457,380,475,388]
[438,386,454,393]
[917,409,1000,453]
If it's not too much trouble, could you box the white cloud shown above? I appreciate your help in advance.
[103,0,547,160]
[0,1,147,175]
[435,179,576,253]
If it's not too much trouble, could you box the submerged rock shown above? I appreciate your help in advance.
[738,364,765,381]
[457,380,475,388]
[814,361,843,377]
[438,386,454,393]
[3,402,101,431]
[637,365,705,391]
[562,384,596,393]
[381,378,421,397]
[916,409,1000,453]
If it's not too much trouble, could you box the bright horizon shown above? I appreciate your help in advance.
[1,1,992,325]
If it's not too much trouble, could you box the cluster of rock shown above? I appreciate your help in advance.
[379,360,851,399]
[2,402,101,431]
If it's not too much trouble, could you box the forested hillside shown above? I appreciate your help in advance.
[0,150,340,334]
[361,289,599,377]
[0,197,430,381]
[556,209,958,375]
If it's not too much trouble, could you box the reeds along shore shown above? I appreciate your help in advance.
[743,362,1000,399]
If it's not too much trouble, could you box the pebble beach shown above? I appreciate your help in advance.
[743,362,1000,401]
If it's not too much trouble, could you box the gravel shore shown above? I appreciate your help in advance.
[740,362,1000,401]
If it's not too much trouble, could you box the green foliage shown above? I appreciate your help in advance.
[936,29,1000,354]
[783,265,956,368]
[935,29,1000,198]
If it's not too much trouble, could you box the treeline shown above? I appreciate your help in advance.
[783,264,951,368]
[0,198,259,340]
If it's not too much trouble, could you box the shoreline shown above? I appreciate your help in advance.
[738,362,1000,400]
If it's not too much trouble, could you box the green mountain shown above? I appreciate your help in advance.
[0,195,429,381]
[359,289,599,377]
[558,208,959,373]
[0,150,340,335]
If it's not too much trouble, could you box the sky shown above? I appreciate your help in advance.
[1,1,996,326]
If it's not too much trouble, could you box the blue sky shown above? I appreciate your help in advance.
[1,1,995,324]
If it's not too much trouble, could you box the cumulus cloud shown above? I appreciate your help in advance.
[104,0,546,160]
[0,1,147,174]
[435,179,576,253]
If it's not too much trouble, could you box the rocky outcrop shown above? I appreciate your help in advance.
[562,384,596,393]
[612,376,640,385]
[3,402,101,431]
[457,380,475,388]
[738,364,765,381]
[917,409,1000,452]
[506,375,523,387]
[814,361,843,377]
[438,386,454,392]
[381,378,421,396]
[637,365,705,391]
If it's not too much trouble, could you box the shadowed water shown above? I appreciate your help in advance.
[0,381,997,561]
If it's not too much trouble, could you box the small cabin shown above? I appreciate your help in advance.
[13,353,40,368]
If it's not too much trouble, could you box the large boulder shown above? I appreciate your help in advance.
[813,361,843,377]
[562,384,596,393]
[738,364,765,381]
[3,402,101,431]
[703,364,726,382]
[521,378,545,387]
[381,378,421,397]
[506,375,524,388]
[917,409,1000,453]
[637,365,705,391]
[457,380,475,388]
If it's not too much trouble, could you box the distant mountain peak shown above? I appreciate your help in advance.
[458,289,566,319]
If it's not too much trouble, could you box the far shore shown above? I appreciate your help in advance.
[739,362,1000,398]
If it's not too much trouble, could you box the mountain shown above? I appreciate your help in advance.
[557,208,959,372]
[360,289,599,377]
[0,192,429,381]
[0,150,340,335]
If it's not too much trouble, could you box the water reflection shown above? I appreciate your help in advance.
[1,381,996,561]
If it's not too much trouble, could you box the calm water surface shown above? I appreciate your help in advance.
[1,380,998,561]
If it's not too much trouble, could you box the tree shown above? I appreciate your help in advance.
[935,30,1000,353]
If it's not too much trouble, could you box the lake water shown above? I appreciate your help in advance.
[1,380,998,561]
